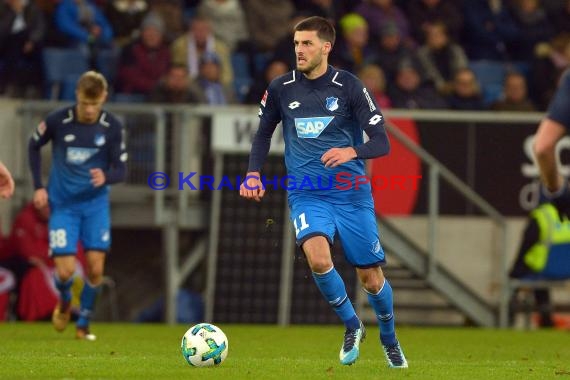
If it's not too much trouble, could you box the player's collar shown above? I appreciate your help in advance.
[299,65,335,88]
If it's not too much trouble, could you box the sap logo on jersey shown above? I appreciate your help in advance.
[294,116,334,138]
[66,147,99,164]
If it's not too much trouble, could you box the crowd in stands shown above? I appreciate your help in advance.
[1,0,570,111]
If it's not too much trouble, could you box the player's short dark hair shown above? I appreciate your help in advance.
[77,71,108,99]
[294,16,336,47]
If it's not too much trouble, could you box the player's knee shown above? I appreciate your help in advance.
[362,279,383,294]
[359,270,384,293]
[306,255,333,273]
[56,267,75,282]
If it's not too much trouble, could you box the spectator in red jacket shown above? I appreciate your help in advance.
[10,202,85,321]
[116,12,171,98]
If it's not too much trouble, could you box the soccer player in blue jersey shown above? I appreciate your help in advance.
[29,71,127,340]
[534,69,570,218]
[240,16,407,368]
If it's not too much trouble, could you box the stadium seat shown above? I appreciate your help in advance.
[231,52,251,80]
[233,76,252,103]
[96,49,119,85]
[42,48,89,100]
[469,60,506,86]
[469,60,507,106]
[113,93,146,103]
[254,52,271,75]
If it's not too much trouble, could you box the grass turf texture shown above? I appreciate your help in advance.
[1,323,569,379]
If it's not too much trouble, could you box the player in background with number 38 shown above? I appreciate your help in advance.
[29,71,127,340]
[240,17,407,368]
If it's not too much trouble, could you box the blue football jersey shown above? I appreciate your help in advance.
[30,106,126,206]
[260,65,387,204]
[547,69,570,129]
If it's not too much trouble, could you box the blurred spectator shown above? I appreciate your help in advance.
[416,22,469,96]
[293,0,347,23]
[549,0,570,35]
[245,59,288,104]
[330,13,375,73]
[358,63,392,109]
[369,22,421,86]
[148,0,184,43]
[491,71,536,111]
[243,0,294,53]
[190,52,237,105]
[104,0,149,48]
[407,0,463,44]
[117,12,170,97]
[171,15,233,86]
[447,68,487,110]
[149,64,205,103]
[388,61,448,109]
[0,0,45,98]
[354,0,413,47]
[461,0,519,60]
[9,202,85,321]
[531,33,570,110]
[53,0,113,49]
[197,0,249,53]
[272,11,312,71]
[508,0,554,62]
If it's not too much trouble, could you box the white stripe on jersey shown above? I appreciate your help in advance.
[62,109,73,123]
[332,72,342,87]
[284,71,296,85]
[99,112,110,127]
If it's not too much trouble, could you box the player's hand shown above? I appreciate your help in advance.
[541,183,570,221]
[239,172,265,202]
[321,147,357,168]
[0,162,15,199]
[90,168,106,187]
[33,188,48,209]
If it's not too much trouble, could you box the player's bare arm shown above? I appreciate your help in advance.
[321,147,358,168]
[90,168,106,187]
[534,118,566,192]
[0,161,15,199]
[239,171,265,202]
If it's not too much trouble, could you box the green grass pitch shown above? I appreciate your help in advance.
[1,323,569,379]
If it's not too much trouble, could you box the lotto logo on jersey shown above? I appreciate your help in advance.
[66,147,99,164]
[294,116,334,138]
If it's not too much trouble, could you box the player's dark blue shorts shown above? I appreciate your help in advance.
[289,195,385,267]
[49,194,110,255]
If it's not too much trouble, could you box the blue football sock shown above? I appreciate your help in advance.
[77,281,101,328]
[54,274,73,304]
[312,267,360,330]
[366,279,397,346]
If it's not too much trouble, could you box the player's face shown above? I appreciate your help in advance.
[294,30,331,77]
[76,91,107,124]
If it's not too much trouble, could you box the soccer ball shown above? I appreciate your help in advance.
[181,323,229,367]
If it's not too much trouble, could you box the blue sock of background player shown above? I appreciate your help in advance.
[312,267,361,330]
[77,281,101,328]
[54,274,73,306]
[366,279,397,346]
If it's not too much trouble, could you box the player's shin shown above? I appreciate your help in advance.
[77,280,101,328]
[312,267,360,329]
[366,279,397,346]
